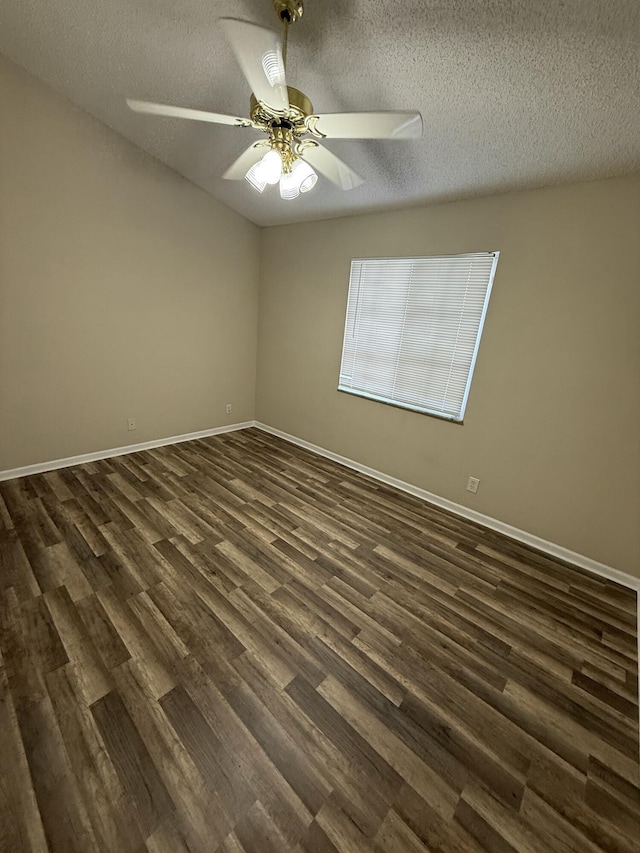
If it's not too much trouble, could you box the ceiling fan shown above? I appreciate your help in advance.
[127,0,423,201]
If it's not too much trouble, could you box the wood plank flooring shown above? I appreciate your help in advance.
[0,427,638,852]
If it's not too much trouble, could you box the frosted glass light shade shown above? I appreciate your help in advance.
[292,159,318,193]
[254,149,282,185]
[279,159,319,200]
[279,170,300,199]
[245,161,267,193]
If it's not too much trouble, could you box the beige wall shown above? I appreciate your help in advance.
[257,176,640,577]
[0,56,259,470]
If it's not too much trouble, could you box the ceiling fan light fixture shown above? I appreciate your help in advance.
[245,161,267,192]
[253,149,282,185]
[127,5,423,203]
[292,158,317,193]
[279,169,301,199]
[278,157,318,199]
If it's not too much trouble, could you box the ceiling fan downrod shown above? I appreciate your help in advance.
[273,0,303,67]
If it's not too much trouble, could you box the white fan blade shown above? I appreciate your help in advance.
[220,18,289,113]
[127,99,252,127]
[299,143,364,191]
[222,142,269,180]
[308,111,423,140]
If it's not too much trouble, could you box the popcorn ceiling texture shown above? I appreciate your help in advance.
[1,0,639,226]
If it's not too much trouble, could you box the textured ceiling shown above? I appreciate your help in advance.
[1,0,639,226]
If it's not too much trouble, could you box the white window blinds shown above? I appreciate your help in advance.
[338,252,499,422]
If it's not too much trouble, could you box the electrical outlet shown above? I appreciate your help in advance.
[466,476,480,494]
[127,418,137,431]
[225,403,232,414]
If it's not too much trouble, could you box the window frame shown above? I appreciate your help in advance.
[337,251,500,423]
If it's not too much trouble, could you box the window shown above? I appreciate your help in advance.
[338,252,499,422]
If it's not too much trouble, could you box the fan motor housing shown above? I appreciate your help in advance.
[250,86,313,133]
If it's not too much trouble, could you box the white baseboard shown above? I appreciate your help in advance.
[254,421,640,593]
[0,422,255,482]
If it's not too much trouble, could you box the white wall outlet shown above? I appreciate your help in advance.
[225,403,232,414]
[127,418,137,431]
[466,476,480,494]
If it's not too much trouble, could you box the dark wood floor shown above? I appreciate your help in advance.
[0,428,638,852]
